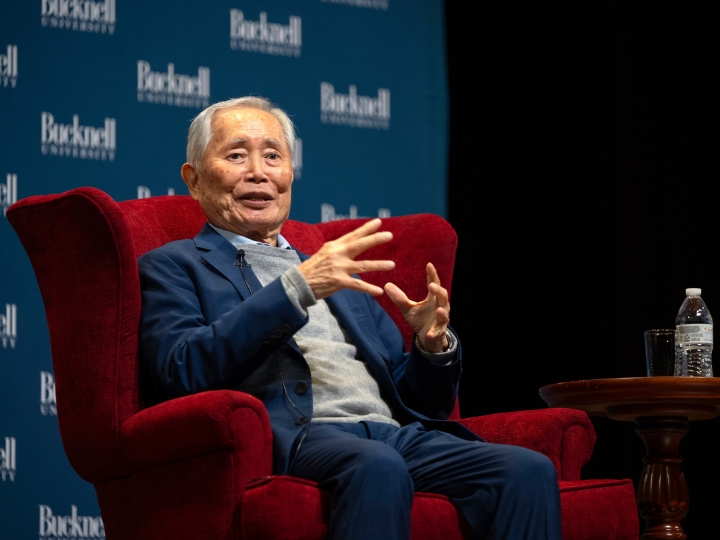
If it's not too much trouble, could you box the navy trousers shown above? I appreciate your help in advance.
[289,421,561,540]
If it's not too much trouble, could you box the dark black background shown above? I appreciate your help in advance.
[445,3,720,537]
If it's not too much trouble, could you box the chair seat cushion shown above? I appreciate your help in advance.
[558,479,639,540]
[241,476,638,540]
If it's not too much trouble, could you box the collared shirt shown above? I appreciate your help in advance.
[208,223,293,250]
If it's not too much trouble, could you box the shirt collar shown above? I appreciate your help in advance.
[208,223,293,250]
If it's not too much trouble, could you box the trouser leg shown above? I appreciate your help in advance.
[289,421,560,540]
[389,422,562,540]
[289,422,413,540]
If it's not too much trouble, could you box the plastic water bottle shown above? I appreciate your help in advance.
[674,288,713,377]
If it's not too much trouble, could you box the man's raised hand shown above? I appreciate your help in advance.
[297,218,395,300]
[384,263,450,354]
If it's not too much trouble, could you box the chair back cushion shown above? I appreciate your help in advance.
[117,195,207,259]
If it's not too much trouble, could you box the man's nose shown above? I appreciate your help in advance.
[245,152,268,183]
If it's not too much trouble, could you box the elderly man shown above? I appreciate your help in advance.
[139,96,560,540]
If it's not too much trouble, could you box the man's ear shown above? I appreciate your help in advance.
[181,163,200,200]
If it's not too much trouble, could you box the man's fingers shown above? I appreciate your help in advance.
[340,218,383,242]
[425,308,450,339]
[434,306,450,325]
[344,277,385,297]
[333,219,393,258]
[346,230,393,258]
[428,282,449,307]
[384,282,411,309]
[355,259,395,274]
[426,262,440,286]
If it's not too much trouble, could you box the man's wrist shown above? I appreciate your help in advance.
[281,266,317,317]
[414,330,454,354]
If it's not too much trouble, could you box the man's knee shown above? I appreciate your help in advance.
[334,442,412,499]
[347,443,412,485]
[497,445,558,489]
[329,445,414,539]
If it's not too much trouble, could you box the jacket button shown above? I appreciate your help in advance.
[261,340,270,348]
[294,381,308,395]
[281,323,290,332]
[273,329,284,339]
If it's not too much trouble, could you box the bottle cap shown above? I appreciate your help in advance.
[686,288,702,296]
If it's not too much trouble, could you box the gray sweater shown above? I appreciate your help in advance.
[241,243,400,426]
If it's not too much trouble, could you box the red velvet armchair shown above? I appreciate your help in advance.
[8,187,639,540]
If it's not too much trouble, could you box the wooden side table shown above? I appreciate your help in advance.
[540,377,720,540]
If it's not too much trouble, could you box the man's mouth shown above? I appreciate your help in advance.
[238,193,274,207]
[239,192,273,201]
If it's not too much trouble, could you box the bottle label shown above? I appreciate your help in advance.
[676,324,713,345]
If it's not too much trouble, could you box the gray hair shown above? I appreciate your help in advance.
[186,96,296,170]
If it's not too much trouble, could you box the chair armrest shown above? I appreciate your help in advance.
[459,408,596,481]
[119,390,273,479]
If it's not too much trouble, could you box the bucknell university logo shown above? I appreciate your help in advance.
[0,45,18,88]
[39,505,106,538]
[1,174,17,217]
[320,83,391,130]
[41,113,116,161]
[137,60,211,109]
[41,0,116,34]
[0,303,17,348]
[321,204,390,223]
[41,371,58,416]
[230,9,302,57]
[0,437,16,481]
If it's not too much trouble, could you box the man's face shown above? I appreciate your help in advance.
[182,107,293,245]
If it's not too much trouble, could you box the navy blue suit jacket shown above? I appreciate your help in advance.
[139,224,476,473]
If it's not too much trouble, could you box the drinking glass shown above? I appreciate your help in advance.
[644,329,675,376]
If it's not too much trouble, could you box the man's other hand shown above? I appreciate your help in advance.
[384,263,450,354]
[297,218,395,300]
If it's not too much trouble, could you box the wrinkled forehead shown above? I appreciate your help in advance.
[209,107,286,145]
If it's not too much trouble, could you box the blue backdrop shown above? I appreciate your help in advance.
[0,1,448,537]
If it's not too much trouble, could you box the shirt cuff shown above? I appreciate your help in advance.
[281,266,317,318]
[415,329,458,365]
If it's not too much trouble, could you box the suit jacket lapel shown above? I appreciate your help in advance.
[195,226,305,356]
[194,224,262,300]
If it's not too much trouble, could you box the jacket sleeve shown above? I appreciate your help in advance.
[362,293,462,420]
[138,248,308,397]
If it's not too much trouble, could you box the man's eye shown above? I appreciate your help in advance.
[266,152,278,160]
[229,153,243,160]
